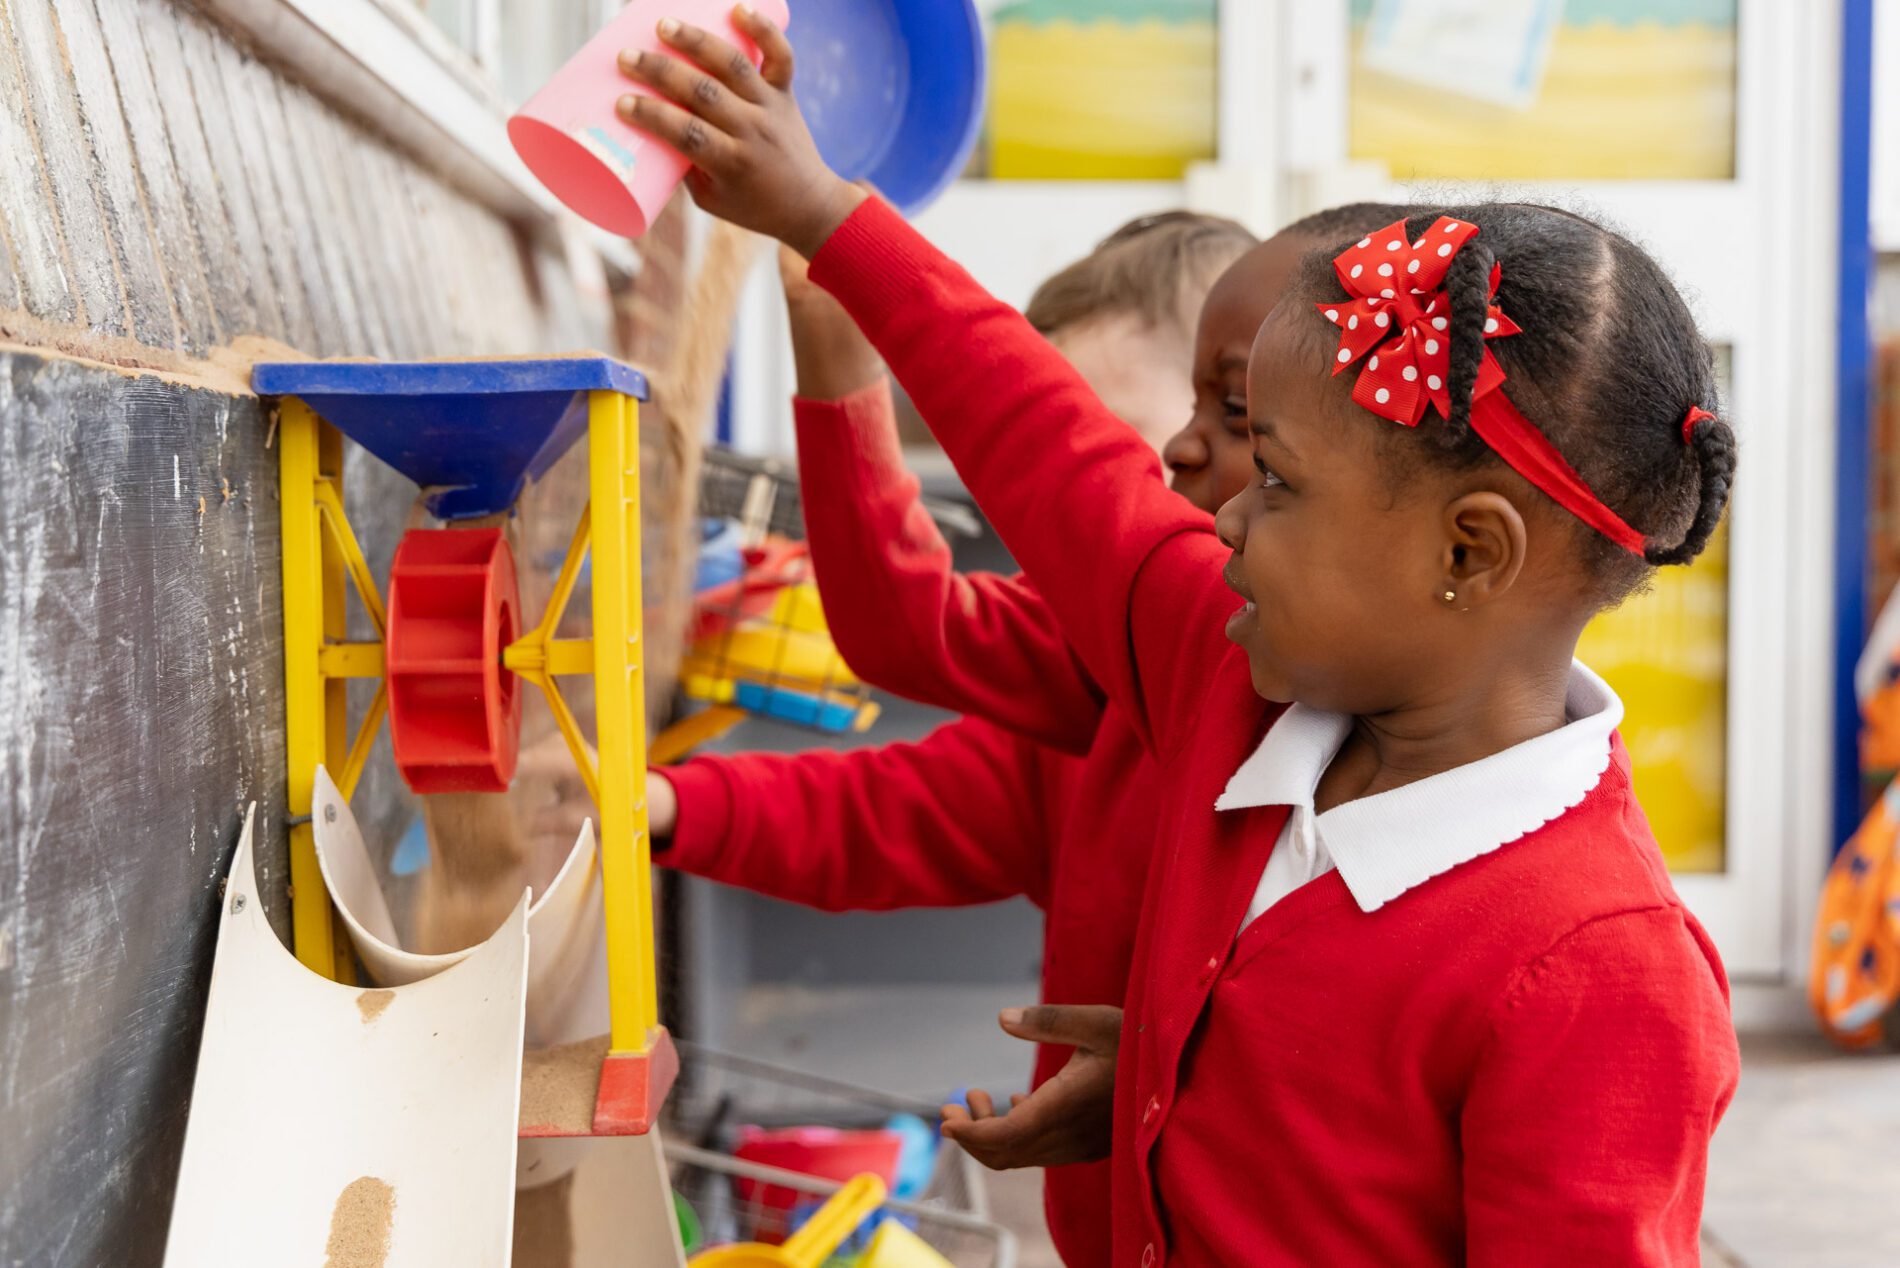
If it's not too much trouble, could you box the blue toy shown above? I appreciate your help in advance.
[794,0,985,213]
[885,1113,937,1201]
[252,358,648,521]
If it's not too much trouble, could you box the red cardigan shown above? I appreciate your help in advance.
[661,716,1062,912]
[663,383,1179,1267]
[809,197,1741,1266]
[794,379,1103,756]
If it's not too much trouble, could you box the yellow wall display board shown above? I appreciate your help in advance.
[987,0,1218,180]
[1348,0,1737,182]
[1575,522,1729,873]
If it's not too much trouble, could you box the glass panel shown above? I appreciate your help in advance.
[1347,0,1738,181]
[497,3,601,105]
[420,0,478,52]
[979,0,1218,180]
[1577,526,1729,873]
[416,1,604,104]
[1574,346,1733,873]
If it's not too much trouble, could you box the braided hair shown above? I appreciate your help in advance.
[1300,202,1736,605]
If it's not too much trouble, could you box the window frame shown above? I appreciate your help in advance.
[199,0,638,274]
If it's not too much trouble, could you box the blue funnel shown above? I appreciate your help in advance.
[253,357,648,520]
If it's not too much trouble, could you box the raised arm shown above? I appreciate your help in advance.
[782,251,1103,753]
[614,19,1234,754]
[802,200,1231,755]
[653,715,1055,912]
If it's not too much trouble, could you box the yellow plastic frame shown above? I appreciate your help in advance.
[279,389,661,1060]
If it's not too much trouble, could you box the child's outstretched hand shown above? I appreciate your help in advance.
[940,1005,1121,1170]
[616,7,866,258]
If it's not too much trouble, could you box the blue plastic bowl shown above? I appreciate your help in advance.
[791,0,985,214]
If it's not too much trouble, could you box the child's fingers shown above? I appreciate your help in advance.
[613,57,747,139]
[615,93,733,166]
[939,1103,970,1130]
[965,1088,997,1120]
[734,5,796,90]
[940,1111,1027,1154]
[944,1095,1057,1166]
[654,19,769,105]
[999,1004,1122,1050]
[617,47,747,135]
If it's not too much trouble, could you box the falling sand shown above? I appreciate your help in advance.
[519,1035,611,1135]
[324,1176,395,1268]
[355,990,395,1024]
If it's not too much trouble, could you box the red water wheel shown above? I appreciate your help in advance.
[385,527,523,793]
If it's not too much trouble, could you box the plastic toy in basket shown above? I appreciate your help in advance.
[680,537,880,736]
[734,1126,903,1238]
[663,1043,1015,1266]
[862,1220,957,1268]
[689,1174,888,1268]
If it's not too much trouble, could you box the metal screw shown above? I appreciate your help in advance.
[323,804,337,824]
[230,893,247,915]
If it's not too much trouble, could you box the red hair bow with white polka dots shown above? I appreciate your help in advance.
[1316,216,1520,427]
[1313,215,1654,557]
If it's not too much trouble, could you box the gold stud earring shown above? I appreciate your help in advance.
[1442,590,1457,604]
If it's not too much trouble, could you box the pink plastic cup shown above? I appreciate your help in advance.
[508,0,791,238]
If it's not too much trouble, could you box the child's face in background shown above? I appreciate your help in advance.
[1164,235,1308,514]
[1213,303,1461,711]
[1049,313,1194,459]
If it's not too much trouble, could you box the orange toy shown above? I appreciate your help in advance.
[1810,781,1900,1046]
[1864,676,1900,777]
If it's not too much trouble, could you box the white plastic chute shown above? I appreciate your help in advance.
[164,807,528,1267]
[311,766,613,1187]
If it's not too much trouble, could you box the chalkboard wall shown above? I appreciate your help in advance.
[0,349,420,1261]
[0,0,695,1254]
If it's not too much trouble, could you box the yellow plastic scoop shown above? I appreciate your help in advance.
[688,1174,887,1268]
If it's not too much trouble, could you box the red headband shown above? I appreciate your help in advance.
[1317,217,1647,557]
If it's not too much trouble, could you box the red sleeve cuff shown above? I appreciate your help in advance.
[651,762,732,871]
[794,377,904,472]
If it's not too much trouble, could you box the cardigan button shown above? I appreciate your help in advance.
[1142,1242,1157,1267]
[1202,956,1220,981]
[1143,1095,1161,1126]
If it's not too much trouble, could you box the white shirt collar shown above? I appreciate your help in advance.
[1214,662,1624,912]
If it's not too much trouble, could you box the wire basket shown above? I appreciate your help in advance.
[679,537,879,736]
[664,1042,1016,1267]
[677,446,977,746]
[699,446,983,545]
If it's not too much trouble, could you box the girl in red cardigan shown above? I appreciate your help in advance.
[622,16,1740,1264]
[651,212,1405,1266]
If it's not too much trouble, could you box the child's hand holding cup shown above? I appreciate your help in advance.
[613,6,865,257]
[509,0,791,237]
